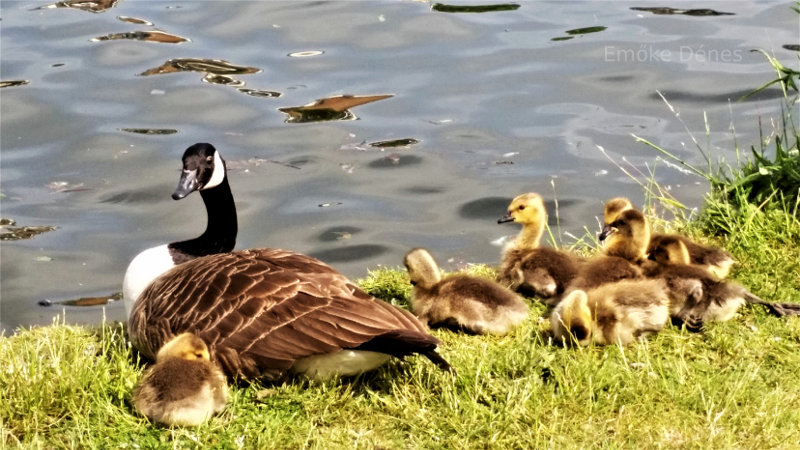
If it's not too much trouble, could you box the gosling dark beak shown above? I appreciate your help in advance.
[598,224,615,241]
[497,212,514,224]
[172,169,199,200]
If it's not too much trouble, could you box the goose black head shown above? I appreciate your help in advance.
[173,143,227,200]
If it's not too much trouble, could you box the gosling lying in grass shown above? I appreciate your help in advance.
[404,247,529,335]
[133,333,228,427]
[604,197,735,278]
[644,236,800,330]
[551,278,670,346]
[496,192,582,302]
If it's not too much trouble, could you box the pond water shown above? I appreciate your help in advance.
[1,0,797,333]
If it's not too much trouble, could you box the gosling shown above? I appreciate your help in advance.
[551,278,670,346]
[404,247,529,335]
[497,192,582,302]
[603,197,734,278]
[645,236,800,329]
[133,333,228,427]
[566,208,649,292]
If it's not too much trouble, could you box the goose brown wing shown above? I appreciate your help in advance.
[129,248,437,380]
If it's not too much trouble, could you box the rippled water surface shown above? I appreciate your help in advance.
[1,1,797,332]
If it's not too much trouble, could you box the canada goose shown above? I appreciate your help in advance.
[602,197,734,278]
[645,236,800,329]
[565,208,648,292]
[496,192,582,301]
[551,278,670,346]
[133,333,228,427]
[126,143,451,381]
[404,248,528,335]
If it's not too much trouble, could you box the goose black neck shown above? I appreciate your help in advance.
[169,177,238,263]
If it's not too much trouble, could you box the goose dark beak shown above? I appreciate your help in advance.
[497,212,514,224]
[173,169,199,200]
[598,224,615,241]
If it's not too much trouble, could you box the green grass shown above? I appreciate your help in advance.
[3,211,800,449]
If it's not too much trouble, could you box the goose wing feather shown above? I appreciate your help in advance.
[130,248,436,380]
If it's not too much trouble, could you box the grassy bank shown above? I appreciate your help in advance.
[2,200,799,448]
[3,62,800,450]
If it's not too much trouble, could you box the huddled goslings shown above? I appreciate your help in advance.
[405,248,528,335]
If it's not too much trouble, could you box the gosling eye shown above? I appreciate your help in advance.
[518,205,525,211]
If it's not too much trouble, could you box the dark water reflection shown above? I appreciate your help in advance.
[1,1,798,332]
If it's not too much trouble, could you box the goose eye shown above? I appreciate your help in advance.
[206,156,214,163]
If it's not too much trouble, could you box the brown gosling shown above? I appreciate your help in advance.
[133,333,228,427]
[603,197,734,278]
[496,192,582,302]
[645,236,800,330]
[404,248,529,335]
[551,278,670,346]
[566,208,649,292]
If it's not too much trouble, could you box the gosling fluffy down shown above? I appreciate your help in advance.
[497,192,582,301]
[133,333,228,427]
[404,248,528,335]
[551,278,670,346]
[603,197,734,278]
[645,236,800,329]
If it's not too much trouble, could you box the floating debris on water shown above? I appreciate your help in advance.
[119,128,179,135]
[318,202,343,208]
[565,26,607,35]
[38,292,122,307]
[288,50,324,57]
[630,6,734,16]
[117,16,153,25]
[431,3,520,13]
[140,58,261,76]
[238,88,282,98]
[35,0,119,13]
[91,30,189,44]
[279,94,393,123]
[202,74,245,86]
[0,219,56,241]
[0,80,30,88]
[369,138,420,149]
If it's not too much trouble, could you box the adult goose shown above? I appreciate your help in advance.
[125,143,451,381]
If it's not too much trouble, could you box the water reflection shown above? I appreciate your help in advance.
[0,80,30,88]
[309,244,389,263]
[91,30,189,44]
[278,94,393,123]
[140,58,261,76]
[431,3,520,13]
[318,226,362,242]
[630,7,734,16]
[35,0,119,13]
[367,154,423,168]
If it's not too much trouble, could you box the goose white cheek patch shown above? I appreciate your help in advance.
[202,150,226,190]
